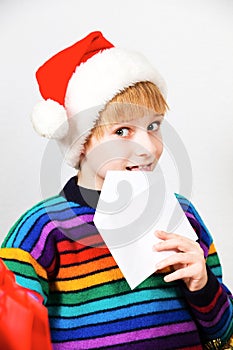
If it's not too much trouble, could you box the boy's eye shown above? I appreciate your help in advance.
[147,121,161,131]
[115,127,130,137]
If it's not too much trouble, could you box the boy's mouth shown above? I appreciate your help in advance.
[126,163,153,171]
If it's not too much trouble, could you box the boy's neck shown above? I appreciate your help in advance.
[77,167,103,191]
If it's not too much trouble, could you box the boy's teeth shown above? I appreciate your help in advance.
[127,164,151,171]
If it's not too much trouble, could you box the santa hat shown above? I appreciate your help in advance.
[31,31,167,168]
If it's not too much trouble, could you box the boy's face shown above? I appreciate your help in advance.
[79,112,164,190]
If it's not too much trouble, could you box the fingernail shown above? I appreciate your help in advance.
[164,276,169,282]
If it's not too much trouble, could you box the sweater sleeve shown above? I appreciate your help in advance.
[177,194,233,346]
[0,196,63,304]
[0,247,49,303]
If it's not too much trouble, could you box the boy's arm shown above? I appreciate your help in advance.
[0,196,62,302]
[178,195,233,348]
[0,247,49,303]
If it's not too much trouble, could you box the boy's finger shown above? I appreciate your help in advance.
[155,230,191,241]
[153,237,199,253]
[155,252,196,271]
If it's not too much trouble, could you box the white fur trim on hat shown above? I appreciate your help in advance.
[31,99,69,139]
[58,105,104,168]
[65,47,167,117]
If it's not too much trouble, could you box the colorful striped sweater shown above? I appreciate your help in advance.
[1,176,232,349]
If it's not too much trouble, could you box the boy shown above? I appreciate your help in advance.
[0,31,232,349]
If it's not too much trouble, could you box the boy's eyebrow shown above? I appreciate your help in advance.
[151,113,164,118]
[151,114,164,120]
[116,114,164,124]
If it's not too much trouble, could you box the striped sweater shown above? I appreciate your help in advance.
[1,176,232,349]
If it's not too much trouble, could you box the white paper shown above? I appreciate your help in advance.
[94,168,197,289]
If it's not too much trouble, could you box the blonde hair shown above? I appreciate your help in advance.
[86,81,168,142]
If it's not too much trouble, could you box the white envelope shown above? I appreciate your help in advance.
[94,168,197,289]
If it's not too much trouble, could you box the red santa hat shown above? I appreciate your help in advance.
[31,31,167,167]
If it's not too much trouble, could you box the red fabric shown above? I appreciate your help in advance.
[0,259,52,350]
[36,31,114,106]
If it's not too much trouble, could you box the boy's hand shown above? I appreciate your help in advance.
[153,230,208,292]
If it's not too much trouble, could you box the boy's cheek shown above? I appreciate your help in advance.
[157,143,163,159]
[154,135,163,160]
[86,139,132,164]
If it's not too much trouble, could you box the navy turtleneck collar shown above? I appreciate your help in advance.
[60,176,100,209]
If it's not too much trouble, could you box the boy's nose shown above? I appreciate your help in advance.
[133,130,158,158]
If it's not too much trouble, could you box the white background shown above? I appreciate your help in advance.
[0,0,232,290]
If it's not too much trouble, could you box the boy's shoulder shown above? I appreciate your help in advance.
[8,175,96,230]
[13,194,77,225]
[175,193,213,250]
[1,195,64,246]
[2,176,99,249]
[1,192,86,249]
[175,193,204,230]
[175,193,192,212]
[175,193,206,225]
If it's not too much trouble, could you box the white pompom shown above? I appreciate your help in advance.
[31,99,69,139]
